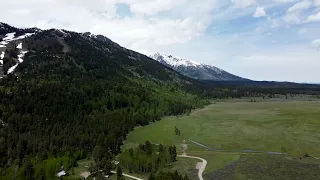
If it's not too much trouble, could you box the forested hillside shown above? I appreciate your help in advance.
[0,28,206,179]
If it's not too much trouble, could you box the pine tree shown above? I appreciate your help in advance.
[35,167,46,180]
[145,141,152,156]
[172,146,177,162]
[103,159,112,175]
[148,173,156,180]
[22,157,35,180]
[183,174,190,180]
[89,163,98,175]
[175,126,178,135]
[159,144,164,152]
[117,166,123,180]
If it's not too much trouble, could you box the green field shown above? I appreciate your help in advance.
[204,154,320,180]
[124,99,320,156]
[123,99,320,178]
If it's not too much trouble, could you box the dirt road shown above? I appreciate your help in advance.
[110,171,144,180]
[177,154,207,180]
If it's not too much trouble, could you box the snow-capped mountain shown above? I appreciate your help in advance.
[150,53,248,81]
[0,22,118,79]
[0,23,40,78]
[150,53,201,67]
[0,21,247,82]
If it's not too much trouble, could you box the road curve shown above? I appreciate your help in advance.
[111,171,144,180]
[177,154,207,180]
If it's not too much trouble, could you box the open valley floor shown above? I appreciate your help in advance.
[120,98,320,180]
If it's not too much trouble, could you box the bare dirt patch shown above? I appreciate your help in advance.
[80,171,90,179]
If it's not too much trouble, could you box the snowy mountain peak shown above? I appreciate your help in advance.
[149,52,247,81]
[150,52,201,67]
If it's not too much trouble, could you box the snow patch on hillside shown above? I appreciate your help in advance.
[17,42,22,49]
[0,41,8,45]
[12,33,35,41]
[3,32,15,41]
[0,51,4,59]
[2,32,35,43]
[18,50,28,63]
[7,63,18,74]
[57,29,66,34]
[0,51,4,64]
[203,65,223,74]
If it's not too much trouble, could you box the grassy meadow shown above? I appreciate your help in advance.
[122,98,320,179]
[124,99,320,156]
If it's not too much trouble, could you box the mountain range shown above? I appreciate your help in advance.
[0,21,246,82]
[150,52,248,81]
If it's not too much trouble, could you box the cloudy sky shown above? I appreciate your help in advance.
[1,0,320,82]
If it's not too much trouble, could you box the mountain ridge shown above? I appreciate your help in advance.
[150,52,249,81]
[0,23,197,87]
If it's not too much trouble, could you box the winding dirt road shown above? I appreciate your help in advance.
[111,154,208,180]
[111,171,144,180]
[177,154,207,180]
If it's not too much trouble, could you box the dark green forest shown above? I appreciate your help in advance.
[119,141,177,173]
[0,29,206,179]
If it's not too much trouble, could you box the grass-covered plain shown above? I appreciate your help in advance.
[124,99,320,157]
[204,154,320,180]
[123,99,320,178]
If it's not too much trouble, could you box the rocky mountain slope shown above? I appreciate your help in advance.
[0,23,39,77]
[150,53,248,81]
[0,23,196,85]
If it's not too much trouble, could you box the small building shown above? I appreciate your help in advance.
[57,170,66,177]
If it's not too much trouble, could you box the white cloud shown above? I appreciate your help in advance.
[270,19,281,28]
[255,27,264,33]
[124,0,185,15]
[273,0,298,3]
[298,28,307,34]
[304,11,320,22]
[231,0,256,8]
[312,39,320,49]
[253,7,266,17]
[284,0,312,24]
[314,0,320,6]
[284,11,303,23]
[0,0,216,48]
[287,0,312,13]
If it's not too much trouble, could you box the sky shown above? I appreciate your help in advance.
[1,0,320,83]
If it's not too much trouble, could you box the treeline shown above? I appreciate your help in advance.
[149,170,190,180]
[200,85,320,99]
[0,29,206,179]
[0,151,84,179]
[119,141,177,173]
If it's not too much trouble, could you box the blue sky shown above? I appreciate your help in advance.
[1,0,320,82]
